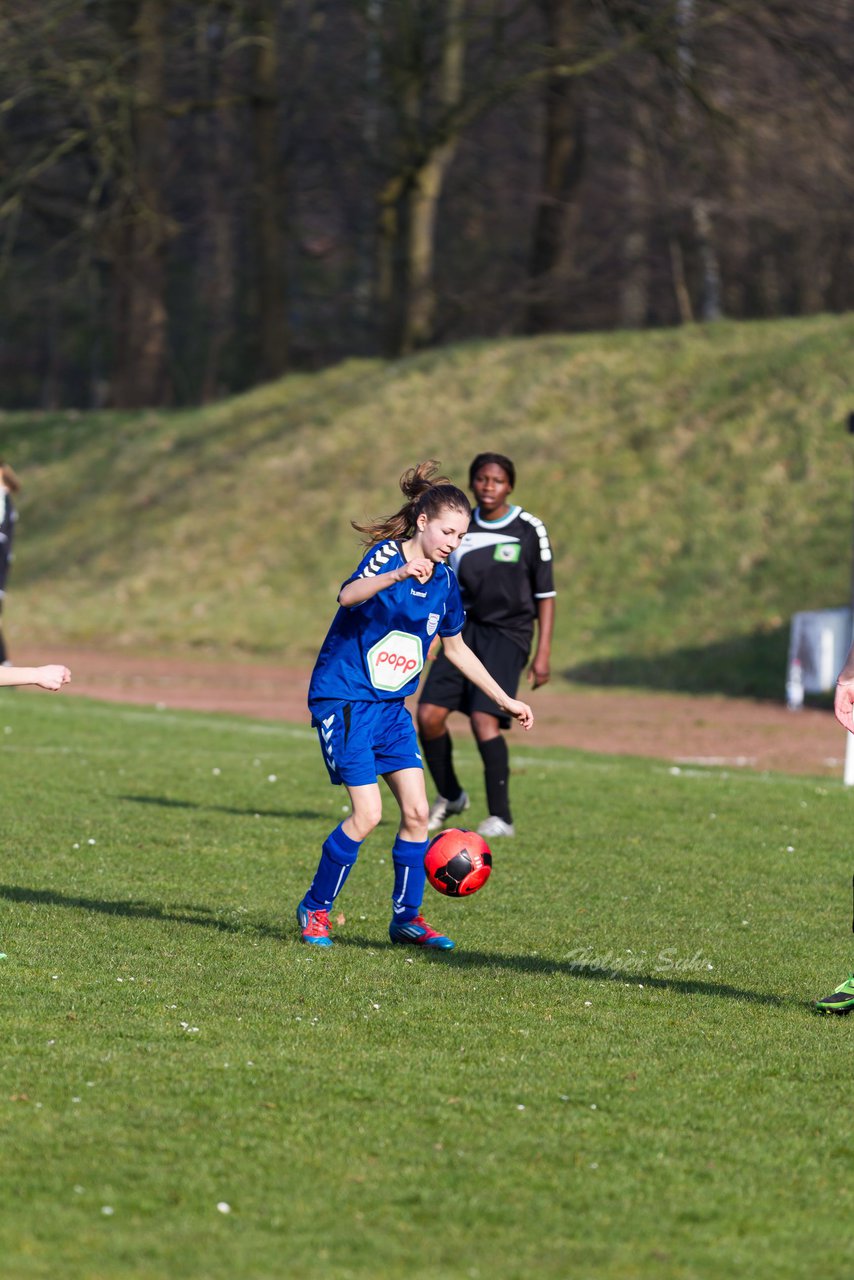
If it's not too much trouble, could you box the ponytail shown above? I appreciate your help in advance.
[0,462,21,494]
[352,460,470,547]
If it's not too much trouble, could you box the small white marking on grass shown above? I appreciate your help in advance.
[676,755,756,767]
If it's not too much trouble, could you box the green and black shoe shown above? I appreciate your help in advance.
[815,973,854,1014]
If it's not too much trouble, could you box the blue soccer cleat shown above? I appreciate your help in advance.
[389,914,454,950]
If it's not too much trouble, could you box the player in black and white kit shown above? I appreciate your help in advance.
[417,453,556,838]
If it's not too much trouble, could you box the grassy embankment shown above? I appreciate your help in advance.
[1,312,852,697]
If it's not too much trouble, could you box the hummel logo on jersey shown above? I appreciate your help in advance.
[410,588,427,598]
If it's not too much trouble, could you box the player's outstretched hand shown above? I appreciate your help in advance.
[506,698,534,731]
[834,678,854,733]
[36,665,71,692]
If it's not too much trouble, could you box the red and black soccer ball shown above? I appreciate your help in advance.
[424,828,493,897]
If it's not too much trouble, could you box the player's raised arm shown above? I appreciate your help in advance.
[338,558,433,608]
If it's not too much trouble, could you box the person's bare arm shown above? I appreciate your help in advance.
[528,596,555,689]
[442,632,533,730]
[338,558,433,608]
[0,664,70,691]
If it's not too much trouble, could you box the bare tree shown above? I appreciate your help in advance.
[109,0,173,407]
[248,0,289,380]
[525,0,586,333]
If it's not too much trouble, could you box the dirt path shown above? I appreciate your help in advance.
[19,645,849,778]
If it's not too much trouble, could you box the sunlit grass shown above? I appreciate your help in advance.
[2,693,853,1278]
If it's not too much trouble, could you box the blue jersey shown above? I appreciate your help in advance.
[308,541,465,707]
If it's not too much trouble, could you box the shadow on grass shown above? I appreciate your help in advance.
[0,883,285,940]
[564,625,803,701]
[118,793,326,821]
[0,885,796,1006]
[333,935,789,1006]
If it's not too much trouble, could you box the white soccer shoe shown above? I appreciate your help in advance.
[477,815,515,838]
[426,790,470,832]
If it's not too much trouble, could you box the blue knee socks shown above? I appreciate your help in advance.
[391,835,429,923]
[304,823,362,912]
[304,826,428,923]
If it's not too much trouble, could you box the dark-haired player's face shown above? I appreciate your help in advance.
[418,508,470,563]
[471,463,512,518]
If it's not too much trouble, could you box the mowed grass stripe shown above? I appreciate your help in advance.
[1,694,852,1279]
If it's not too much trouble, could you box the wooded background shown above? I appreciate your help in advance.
[1,0,851,409]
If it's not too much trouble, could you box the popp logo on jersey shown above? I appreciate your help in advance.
[367,630,424,692]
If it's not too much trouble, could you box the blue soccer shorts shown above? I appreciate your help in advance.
[309,698,422,787]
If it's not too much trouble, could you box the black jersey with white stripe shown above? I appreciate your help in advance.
[449,505,556,652]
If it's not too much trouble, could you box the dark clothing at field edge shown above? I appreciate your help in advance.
[0,488,16,664]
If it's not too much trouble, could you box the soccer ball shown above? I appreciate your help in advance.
[424,828,492,897]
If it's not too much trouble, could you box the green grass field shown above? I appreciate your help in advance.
[3,691,853,1279]
[2,313,853,696]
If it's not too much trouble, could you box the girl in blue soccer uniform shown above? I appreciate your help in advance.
[297,461,534,949]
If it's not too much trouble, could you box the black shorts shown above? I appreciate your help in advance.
[419,620,527,729]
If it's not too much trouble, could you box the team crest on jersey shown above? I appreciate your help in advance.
[494,542,521,563]
[366,630,424,691]
[426,612,440,636]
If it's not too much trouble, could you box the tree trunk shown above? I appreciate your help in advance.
[197,10,237,402]
[112,0,171,408]
[398,0,466,354]
[376,172,407,357]
[619,126,649,328]
[249,0,288,381]
[668,236,695,324]
[677,0,723,323]
[525,0,585,334]
[354,0,384,345]
[692,197,723,322]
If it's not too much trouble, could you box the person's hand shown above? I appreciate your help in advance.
[398,558,433,584]
[36,665,71,692]
[834,678,854,732]
[527,658,550,690]
[505,698,534,731]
